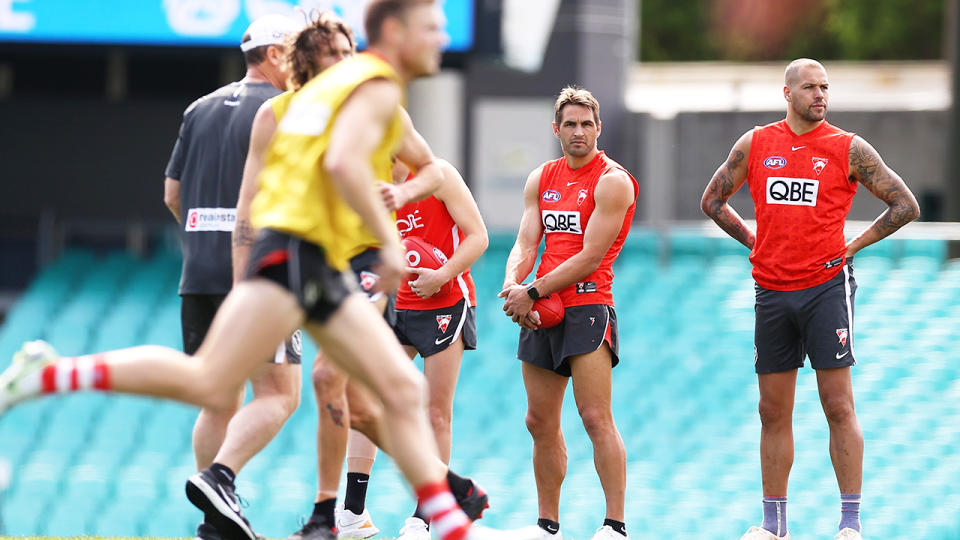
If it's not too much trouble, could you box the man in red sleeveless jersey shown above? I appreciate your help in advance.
[701,58,919,540]
[501,86,639,540]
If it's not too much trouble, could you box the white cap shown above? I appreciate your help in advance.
[240,14,303,52]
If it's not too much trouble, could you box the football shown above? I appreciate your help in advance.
[532,294,564,328]
[401,235,453,297]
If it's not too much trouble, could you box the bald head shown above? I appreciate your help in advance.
[785,58,826,87]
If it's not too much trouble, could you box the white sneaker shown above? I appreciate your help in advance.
[397,517,430,540]
[739,526,790,540]
[590,525,625,540]
[0,340,58,414]
[510,525,561,540]
[335,504,379,539]
[834,528,862,540]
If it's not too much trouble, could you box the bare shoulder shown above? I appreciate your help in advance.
[345,78,402,116]
[596,168,635,206]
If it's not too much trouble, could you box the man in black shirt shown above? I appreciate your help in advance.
[163,14,303,540]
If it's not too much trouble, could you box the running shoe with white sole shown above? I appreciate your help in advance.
[336,503,379,539]
[398,517,430,540]
[739,526,790,540]
[0,340,58,415]
[589,525,625,540]
[511,525,561,540]
[834,528,862,540]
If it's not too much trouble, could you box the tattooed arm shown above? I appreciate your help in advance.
[845,136,920,257]
[700,130,756,249]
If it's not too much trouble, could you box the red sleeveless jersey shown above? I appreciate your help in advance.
[395,195,477,310]
[747,120,856,291]
[537,151,638,307]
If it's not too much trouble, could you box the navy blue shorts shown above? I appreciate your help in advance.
[181,293,302,363]
[517,304,619,377]
[754,260,857,374]
[394,299,477,358]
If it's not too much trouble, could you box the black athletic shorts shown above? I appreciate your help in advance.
[754,260,857,374]
[247,229,358,324]
[349,248,396,325]
[394,299,477,358]
[180,293,302,363]
[517,304,619,377]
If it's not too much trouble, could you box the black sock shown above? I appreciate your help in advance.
[311,498,336,528]
[537,519,560,535]
[208,463,236,486]
[446,469,472,497]
[344,473,370,514]
[603,519,626,536]
[413,503,429,523]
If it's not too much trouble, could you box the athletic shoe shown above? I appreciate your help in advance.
[398,517,431,540]
[0,340,58,414]
[196,522,224,540]
[510,525,561,540]
[455,478,490,520]
[186,468,257,540]
[590,525,625,540]
[288,519,337,540]
[834,529,862,540]
[336,504,379,539]
[739,526,790,540]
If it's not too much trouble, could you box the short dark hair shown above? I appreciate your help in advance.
[554,86,600,126]
[241,31,271,66]
[364,0,434,45]
[286,12,356,90]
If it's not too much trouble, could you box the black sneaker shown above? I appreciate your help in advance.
[287,519,337,540]
[186,469,257,540]
[196,522,224,540]
[455,479,490,521]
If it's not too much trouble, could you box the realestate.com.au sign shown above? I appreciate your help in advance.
[0,0,473,51]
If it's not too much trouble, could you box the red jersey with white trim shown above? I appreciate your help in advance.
[747,120,856,291]
[537,151,638,308]
[395,195,477,310]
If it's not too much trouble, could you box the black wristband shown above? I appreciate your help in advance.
[526,285,540,300]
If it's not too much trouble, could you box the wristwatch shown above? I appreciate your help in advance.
[526,285,541,301]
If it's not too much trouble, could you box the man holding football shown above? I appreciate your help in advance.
[500,86,638,540]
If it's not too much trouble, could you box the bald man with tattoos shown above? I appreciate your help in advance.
[700,58,919,540]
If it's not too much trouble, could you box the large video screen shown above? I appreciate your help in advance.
[0,0,474,51]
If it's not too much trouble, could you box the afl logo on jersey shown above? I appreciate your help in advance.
[764,156,787,169]
[542,190,562,202]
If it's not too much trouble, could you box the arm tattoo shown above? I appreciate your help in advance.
[232,218,256,247]
[703,150,754,249]
[849,138,918,236]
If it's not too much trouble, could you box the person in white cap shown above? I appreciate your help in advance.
[160,12,303,540]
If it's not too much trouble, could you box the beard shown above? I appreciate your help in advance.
[796,102,826,122]
[563,140,593,157]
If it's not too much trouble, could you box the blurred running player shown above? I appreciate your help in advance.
[701,58,919,540]
[501,86,638,540]
[0,4,504,540]
[230,7,489,540]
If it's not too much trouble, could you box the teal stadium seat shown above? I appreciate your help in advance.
[0,239,958,539]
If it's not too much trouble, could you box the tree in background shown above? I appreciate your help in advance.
[639,0,945,62]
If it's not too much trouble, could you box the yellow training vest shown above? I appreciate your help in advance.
[267,90,294,122]
[252,53,404,271]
